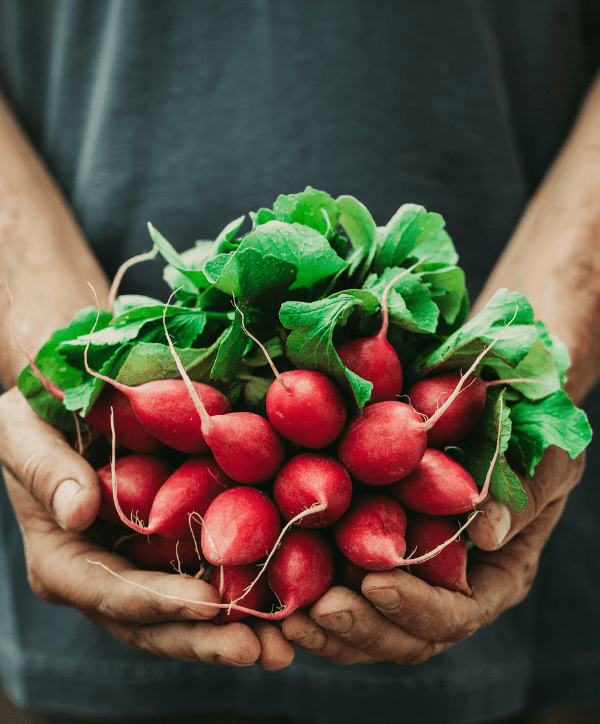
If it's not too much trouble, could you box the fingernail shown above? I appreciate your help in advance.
[314,611,354,633]
[53,479,82,529]
[215,656,254,667]
[364,588,401,611]
[291,629,326,650]
[487,503,512,546]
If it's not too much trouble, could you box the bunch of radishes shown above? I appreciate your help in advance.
[18,188,591,622]
[74,273,501,621]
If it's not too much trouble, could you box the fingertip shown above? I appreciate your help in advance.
[469,500,512,550]
[54,478,101,531]
[217,622,262,666]
[250,619,296,670]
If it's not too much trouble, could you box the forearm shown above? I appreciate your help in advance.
[473,72,600,405]
[0,90,109,389]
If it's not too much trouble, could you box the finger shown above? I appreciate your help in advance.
[469,447,583,551]
[100,618,262,666]
[6,483,222,623]
[282,608,380,665]
[363,496,567,643]
[0,388,100,530]
[247,619,295,670]
[305,586,450,665]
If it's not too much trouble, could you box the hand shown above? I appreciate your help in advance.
[0,387,294,670]
[282,446,584,664]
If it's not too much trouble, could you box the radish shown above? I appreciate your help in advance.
[200,486,281,566]
[18,346,164,453]
[266,528,335,615]
[333,493,474,571]
[96,454,171,527]
[338,400,428,486]
[236,308,348,448]
[407,372,487,448]
[265,370,348,448]
[123,534,201,574]
[84,371,232,455]
[404,514,471,595]
[272,453,352,528]
[407,371,538,448]
[390,448,481,516]
[161,312,286,484]
[336,261,422,404]
[210,562,273,623]
[333,493,407,571]
[108,455,233,539]
[337,322,515,486]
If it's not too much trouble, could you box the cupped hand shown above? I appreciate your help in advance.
[282,446,584,664]
[0,387,294,670]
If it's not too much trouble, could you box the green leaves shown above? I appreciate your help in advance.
[374,204,458,272]
[363,267,439,334]
[462,389,527,512]
[280,294,377,408]
[204,221,347,307]
[414,289,537,380]
[508,390,591,477]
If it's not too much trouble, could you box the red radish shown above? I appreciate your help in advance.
[108,455,233,539]
[210,562,273,623]
[85,385,165,453]
[161,313,286,484]
[19,347,164,453]
[334,558,372,594]
[404,514,471,595]
[407,372,487,448]
[123,534,201,574]
[407,369,538,448]
[96,454,171,527]
[265,370,347,448]
[273,453,352,528]
[235,307,347,448]
[334,493,408,571]
[333,493,473,572]
[336,262,422,404]
[390,448,481,516]
[338,400,428,486]
[200,486,281,566]
[84,371,232,455]
[337,324,514,486]
[267,528,335,615]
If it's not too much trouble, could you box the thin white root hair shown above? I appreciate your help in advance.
[401,509,481,566]
[474,396,504,506]
[107,246,159,312]
[161,297,212,429]
[423,306,519,431]
[233,295,289,392]
[228,501,328,611]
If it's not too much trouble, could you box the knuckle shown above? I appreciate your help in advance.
[27,567,61,604]
[20,449,61,507]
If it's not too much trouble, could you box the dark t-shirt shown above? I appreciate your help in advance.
[1,2,599,722]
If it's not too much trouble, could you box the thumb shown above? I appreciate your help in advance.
[0,387,101,531]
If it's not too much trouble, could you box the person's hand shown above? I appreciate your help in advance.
[0,387,294,670]
[282,446,584,664]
